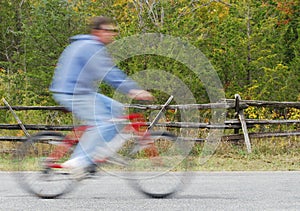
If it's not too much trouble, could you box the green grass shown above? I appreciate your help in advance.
[184,154,300,171]
[186,136,300,171]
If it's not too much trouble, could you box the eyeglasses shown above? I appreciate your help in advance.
[98,28,119,33]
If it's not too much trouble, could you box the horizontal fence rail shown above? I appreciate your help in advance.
[1,119,299,130]
[1,100,300,111]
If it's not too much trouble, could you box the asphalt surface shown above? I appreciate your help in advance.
[0,171,299,210]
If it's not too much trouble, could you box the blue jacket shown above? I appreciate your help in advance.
[50,35,141,94]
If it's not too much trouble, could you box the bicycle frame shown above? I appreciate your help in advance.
[45,113,148,168]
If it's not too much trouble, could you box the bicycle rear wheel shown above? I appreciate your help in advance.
[14,132,77,199]
[129,131,189,198]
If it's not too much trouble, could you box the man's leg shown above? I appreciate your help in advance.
[70,93,124,166]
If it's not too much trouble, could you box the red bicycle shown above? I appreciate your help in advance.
[15,96,189,198]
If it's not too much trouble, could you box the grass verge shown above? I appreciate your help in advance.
[0,136,299,171]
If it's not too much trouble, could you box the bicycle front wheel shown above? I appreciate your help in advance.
[14,132,77,199]
[129,131,189,198]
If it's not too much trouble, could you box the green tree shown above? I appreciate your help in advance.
[1,0,299,105]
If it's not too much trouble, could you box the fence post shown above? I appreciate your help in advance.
[2,98,31,138]
[234,95,240,135]
[234,94,252,153]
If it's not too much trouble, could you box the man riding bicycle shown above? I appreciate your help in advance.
[50,16,153,177]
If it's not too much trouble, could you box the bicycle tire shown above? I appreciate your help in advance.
[14,132,77,199]
[129,131,188,198]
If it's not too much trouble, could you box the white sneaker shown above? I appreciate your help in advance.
[61,158,88,181]
[61,157,81,169]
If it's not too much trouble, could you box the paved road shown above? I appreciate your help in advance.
[0,171,299,210]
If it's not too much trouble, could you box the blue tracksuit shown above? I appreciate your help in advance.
[50,35,141,166]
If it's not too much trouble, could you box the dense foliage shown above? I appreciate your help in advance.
[0,0,299,105]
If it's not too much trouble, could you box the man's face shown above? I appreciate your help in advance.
[93,24,118,45]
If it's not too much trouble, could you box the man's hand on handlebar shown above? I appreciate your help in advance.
[128,89,155,101]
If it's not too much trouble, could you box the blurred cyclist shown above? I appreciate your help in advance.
[50,16,153,177]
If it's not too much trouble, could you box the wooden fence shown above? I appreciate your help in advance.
[1,95,299,153]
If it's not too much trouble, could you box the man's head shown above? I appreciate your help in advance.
[90,16,118,45]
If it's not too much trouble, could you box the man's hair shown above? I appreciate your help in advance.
[90,16,114,30]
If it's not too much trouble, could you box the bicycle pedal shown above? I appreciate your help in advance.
[85,164,98,174]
